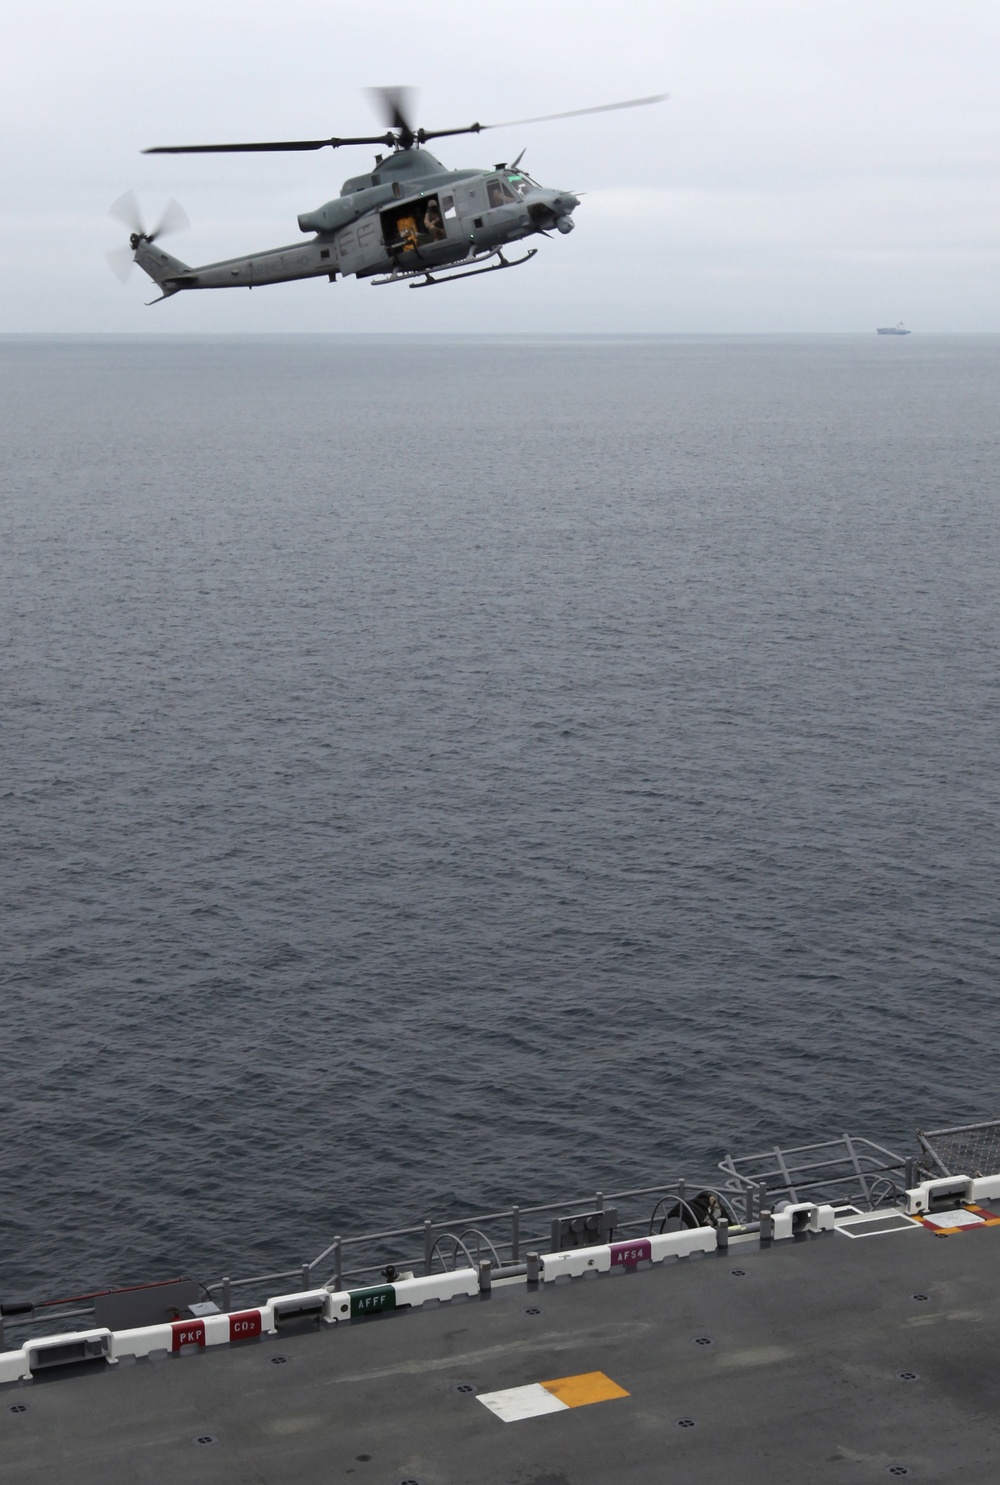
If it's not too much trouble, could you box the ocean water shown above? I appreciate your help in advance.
[2,333,999,1298]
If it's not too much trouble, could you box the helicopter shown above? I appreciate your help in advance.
[108,88,667,303]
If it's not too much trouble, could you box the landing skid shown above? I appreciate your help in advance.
[372,247,538,289]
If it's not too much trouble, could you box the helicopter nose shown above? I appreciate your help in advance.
[526,188,580,233]
[551,192,578,234]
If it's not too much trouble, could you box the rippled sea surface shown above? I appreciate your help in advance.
[2,333,999,1296]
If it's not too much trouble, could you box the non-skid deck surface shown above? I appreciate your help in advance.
[4,1220,999,1484]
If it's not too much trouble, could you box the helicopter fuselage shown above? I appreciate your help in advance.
[134,149,578,299]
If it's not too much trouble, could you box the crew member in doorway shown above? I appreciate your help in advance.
[424,199,446,241]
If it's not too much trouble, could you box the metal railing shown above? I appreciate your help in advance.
[917,1120,1000,1179]
[1,1174,746,1347]
[718,1133,910,1212]
[10,1121,994,1351]
[203,1175,751,1312]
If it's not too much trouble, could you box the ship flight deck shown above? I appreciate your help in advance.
[4,1130,1000,1483]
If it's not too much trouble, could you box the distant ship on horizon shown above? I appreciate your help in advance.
[876,322,911,335]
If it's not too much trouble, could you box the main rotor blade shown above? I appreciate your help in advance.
[108,189,143,234]
[418,94,668,146]
[367,86,417,148]
[105,245,136,282]
[417,124,484,143]
[141,90,668,157]
[143,133,394,155]
[482,93,669,130]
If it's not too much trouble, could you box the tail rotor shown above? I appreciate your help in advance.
[106,191,189,280]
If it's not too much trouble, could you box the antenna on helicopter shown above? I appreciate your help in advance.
[141,91,668,156]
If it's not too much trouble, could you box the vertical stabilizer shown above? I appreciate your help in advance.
[134,240,193,294]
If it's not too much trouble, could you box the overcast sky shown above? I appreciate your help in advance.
[2,0,998,333]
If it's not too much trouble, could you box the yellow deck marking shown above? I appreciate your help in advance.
[540,1371,629,1408]
[479,1369,630,1420]
[916,1204,1000,1235]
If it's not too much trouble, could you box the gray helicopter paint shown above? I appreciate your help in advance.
[297,169,483,234]
[135,183,577,296]
[134,244,194,286]
[135,239,334,291]
[128,148,579,299]
[339,147,454,196]
[335,215,381,278]
[296,182,400,237]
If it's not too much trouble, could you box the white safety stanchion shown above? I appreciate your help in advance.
[648,1228,717,1261]
[609,1238,653,1267]
[771,1203,836,1239]
[890,1171,1000,1217]
[111,1305,273,1358]
[269,1290,329,1327]
[0,1348,29,1384]
[393,1269,480,1306]
[227,1305,273,1341]
[2,1301,288,1382]
[540,1228,719,1278]
[969,1174,1000,1203]
[172,1318,207,1352]
[24,1330,112,1375]
[904,1176,971,1216]
[200,1313,232,1346]
[323,1290,352,1321]
[539,1247,612,1281]
[110,1323,175,1359]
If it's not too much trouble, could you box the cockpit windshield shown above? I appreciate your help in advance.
[505,172,540,198]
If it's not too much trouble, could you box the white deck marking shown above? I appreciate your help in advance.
[477,1383,570,1421]
[836,1213,921,1238]
[925,1208,985,1229]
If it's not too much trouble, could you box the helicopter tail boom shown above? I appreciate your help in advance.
[134,240,193,290]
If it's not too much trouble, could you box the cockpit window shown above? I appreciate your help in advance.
[486,177,504,209]
[506,172,539,197]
